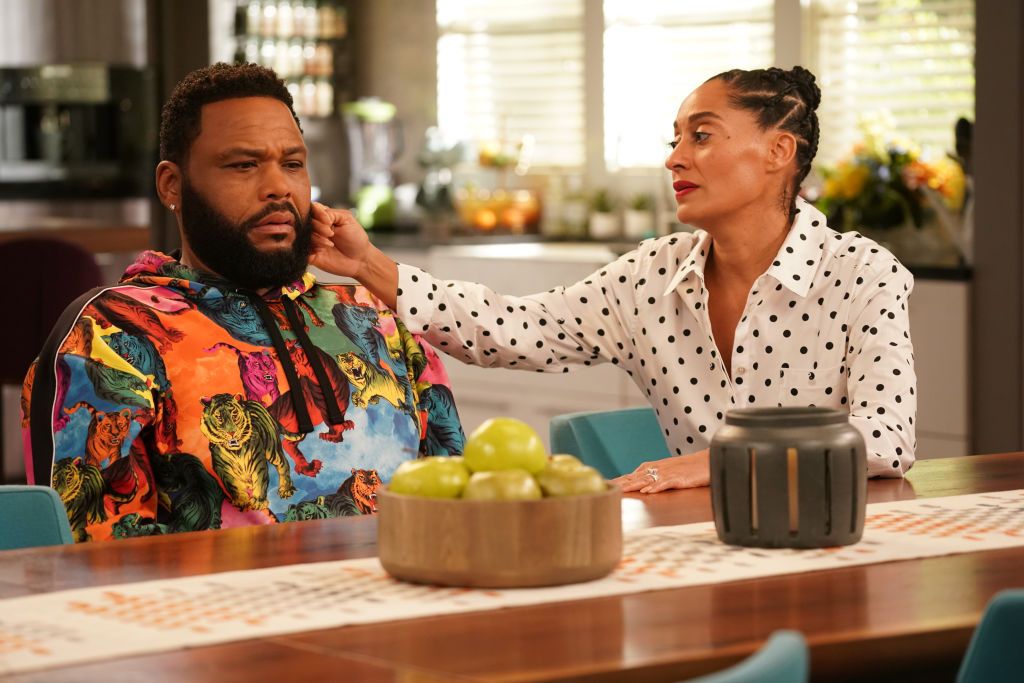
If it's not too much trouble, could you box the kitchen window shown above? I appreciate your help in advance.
[811,0,975,165]
[436,0,586,168]
[603,0,774,169]
[437,0,975,176]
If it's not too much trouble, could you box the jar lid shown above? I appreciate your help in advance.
[724,407,848,428]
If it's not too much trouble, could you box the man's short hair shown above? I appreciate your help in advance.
[159,62,302,165]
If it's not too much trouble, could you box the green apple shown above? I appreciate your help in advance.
[464,417,547,474]
[547,454,585,470]
[461,470,542,501]
[388,456,470,498]
[536,464,607,497]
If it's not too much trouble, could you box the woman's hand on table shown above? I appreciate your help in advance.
[610,449,711,493]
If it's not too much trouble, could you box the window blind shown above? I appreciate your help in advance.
[603,0,774,169]
[812,0,975,164]
[436,0,585,168]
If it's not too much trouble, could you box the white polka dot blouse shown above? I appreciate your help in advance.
[397,198,917,477]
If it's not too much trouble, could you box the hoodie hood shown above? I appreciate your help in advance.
[120,250,317,301]
[118,250,333,437]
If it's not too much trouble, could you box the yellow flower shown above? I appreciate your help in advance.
[927,156,966,211]
[823,177,840,199]
[840,164,870,200]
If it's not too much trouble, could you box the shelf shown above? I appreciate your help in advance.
[233,33,348,42]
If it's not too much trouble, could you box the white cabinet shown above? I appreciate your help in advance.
[442,364,641,451]
[391,243,647,448]
[908,279,971,458]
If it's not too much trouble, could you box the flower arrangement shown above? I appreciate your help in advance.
[815,114,966,232]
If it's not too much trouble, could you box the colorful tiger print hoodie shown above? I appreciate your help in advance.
[21,250,465,542]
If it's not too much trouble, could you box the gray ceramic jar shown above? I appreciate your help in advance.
[709,407,866,548]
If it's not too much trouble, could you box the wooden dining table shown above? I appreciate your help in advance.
[1,452,1022,683]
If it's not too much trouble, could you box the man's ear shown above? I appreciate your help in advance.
[766,131,798,174]
[156,161,182,213]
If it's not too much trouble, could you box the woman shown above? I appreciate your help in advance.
[309,66,917,493]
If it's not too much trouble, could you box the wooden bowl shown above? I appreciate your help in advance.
[376,486,622,588]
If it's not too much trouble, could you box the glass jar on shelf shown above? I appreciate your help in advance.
[301,41,314,75]
[314,41,334,77]
[260,0,278,37]
[258,39,276,68]
[315,77,334,117]
[300,76,318,118]
[272,38,291,77]
[301,0,319,39]
[318,1,338,39]
[291,1,308,37]
[275,0,294,37]
[333,3,348,39]
[287,38,305,78]
[286,80,302,116]
[242,1,261,36]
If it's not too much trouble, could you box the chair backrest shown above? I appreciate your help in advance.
[549,406,672,478]
[956,589,1024,683]
[0,237,103,384]
[686,631,809,683]
[0,485,74,550]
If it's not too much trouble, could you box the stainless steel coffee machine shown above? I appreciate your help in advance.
[0,64,156,199]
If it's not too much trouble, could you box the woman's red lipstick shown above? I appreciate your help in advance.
[673,180,698,199]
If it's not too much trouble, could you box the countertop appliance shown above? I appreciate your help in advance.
[0,64,156,199]
[342,97,402,228]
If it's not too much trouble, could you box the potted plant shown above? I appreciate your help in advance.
[623,194,655,239]
[588,190,620,240]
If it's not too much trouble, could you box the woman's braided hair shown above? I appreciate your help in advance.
[711,66,821,218]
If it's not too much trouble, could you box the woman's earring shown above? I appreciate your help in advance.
[169,203,176,211]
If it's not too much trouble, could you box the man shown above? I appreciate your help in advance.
[22,63,465,542]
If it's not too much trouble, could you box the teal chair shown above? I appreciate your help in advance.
[687,631,808,682]
[549,407,671,478]
[0,485,73,550]
[956,589,1024,683]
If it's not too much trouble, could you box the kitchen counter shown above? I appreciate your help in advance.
[0,218,968,281]
[369,229,973,281]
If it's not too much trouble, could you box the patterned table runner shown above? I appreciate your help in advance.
[2,490,1022,676]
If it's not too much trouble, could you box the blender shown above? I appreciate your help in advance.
[342,98,402,229]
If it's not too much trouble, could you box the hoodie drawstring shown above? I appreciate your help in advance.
[250,296,315,434]
[281,297,346,425]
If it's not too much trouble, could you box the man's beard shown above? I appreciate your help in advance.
[180,179,313,290]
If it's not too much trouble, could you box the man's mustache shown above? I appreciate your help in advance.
[242,202,307,232]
